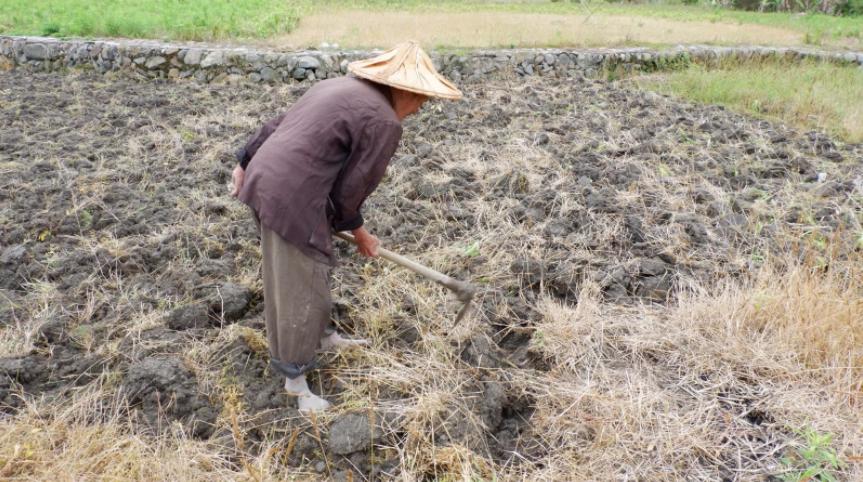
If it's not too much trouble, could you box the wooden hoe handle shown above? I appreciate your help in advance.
[334,232,476,304]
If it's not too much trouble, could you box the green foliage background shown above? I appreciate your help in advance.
[0,0,301,40]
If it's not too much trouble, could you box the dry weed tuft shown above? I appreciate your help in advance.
[505,258,863,479]
[685,258,863,399]
[0,387,236,481]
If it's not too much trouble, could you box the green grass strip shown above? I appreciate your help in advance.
[636,60,863,143]
[0,0,302,41]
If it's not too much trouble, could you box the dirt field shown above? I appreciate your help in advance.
[1,70,861,480]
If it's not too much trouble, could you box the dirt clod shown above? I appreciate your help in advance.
[209,283,252,322]
[165,303,212,330]
[123,357,218,438]
[35,319,67,344]
[328,412,380,455]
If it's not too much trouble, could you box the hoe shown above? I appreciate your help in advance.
[335,232,476,326]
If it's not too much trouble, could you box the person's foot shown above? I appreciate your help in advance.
[319,331,370,352]
[297,393,331,412]
[285,375,331,413]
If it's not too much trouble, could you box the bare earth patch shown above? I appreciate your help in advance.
[275,11,804,49]
[0,70,861,480]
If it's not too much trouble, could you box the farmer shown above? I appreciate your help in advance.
[230,42,462,412]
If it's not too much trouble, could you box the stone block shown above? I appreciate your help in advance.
[297,55,321,70]
[320,54,335,69]
[101,45,118,61]
[276,54,292,67]
[23,42,54,60]
[145,56,166,69]
[200,50,225,68]
[260,66,275,81]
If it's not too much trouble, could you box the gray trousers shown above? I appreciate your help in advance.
[258,220,333,378]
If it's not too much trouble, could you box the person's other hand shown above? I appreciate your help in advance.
[352,226,380,258]
[230,166,245,197]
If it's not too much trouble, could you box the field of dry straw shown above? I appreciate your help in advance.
[0,67,861,480]
[275,11,804,49]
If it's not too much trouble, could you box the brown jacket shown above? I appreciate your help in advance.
[237,77,403,265]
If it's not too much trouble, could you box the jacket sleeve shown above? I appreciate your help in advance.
[236,112,287,169]
[330,119,403,232]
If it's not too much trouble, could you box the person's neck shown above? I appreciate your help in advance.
[370,82,394,107]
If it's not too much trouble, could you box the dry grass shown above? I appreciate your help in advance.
[0,386,238,481]
[713,260,863,396]
[2,72,861,480]
[275,11,804,49]
[505,259,863,480]
[325,246,863,479]
[5,258,857,480]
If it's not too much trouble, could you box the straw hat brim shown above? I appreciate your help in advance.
[348,42,463,100]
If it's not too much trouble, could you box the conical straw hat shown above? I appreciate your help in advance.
[348,41,462,100]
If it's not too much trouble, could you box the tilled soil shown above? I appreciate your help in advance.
[1,70,861,479]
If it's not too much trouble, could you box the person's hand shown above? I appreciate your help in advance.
[230,165,245,197]
[352,226,380,258]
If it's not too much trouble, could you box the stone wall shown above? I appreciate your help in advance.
[1,35,862,83]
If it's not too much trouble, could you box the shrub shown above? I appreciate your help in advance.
[837,0,863,14]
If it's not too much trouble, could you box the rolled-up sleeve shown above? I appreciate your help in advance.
[330,119,403,232]
[236,112,287,169]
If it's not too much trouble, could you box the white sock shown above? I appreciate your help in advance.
[285,374,331,412]
[319,331,370,351]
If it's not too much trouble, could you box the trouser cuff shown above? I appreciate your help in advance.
[270,358,317,379]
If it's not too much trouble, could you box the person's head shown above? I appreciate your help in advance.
[347,41,462,113]
[390,88,429,120]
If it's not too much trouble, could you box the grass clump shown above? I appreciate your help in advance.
[780,427,845,482]
[635,60,863,143]
[0,0,301,41]
[0,387,237,480]
[716,258,863,395]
